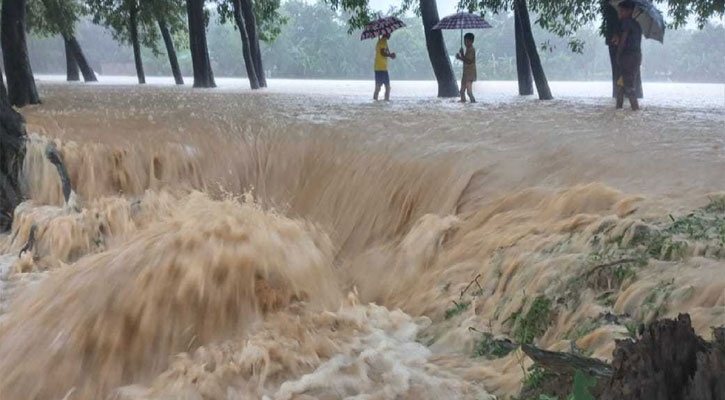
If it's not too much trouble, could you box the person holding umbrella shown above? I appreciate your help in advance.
[610,0,665,110]
[433,12,491,103]
[374,33,397,101]
[360,17,405,101]
[456,33,477,103]
[615,0,643,110]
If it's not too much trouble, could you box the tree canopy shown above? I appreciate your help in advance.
[458,0,725,52]
[213,0,287,42]
[27,0,83,37]
[85,0,187,55]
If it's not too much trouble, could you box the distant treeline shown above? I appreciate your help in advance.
[28,1,725,83]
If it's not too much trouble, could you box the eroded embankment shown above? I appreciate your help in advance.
[0,128,724,400]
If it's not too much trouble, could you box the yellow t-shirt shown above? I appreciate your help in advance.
[374,38,388,71]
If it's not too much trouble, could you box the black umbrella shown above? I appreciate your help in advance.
[610,0,666,43]
[433,12,492,49]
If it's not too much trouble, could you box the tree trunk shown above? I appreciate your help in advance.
[603,2,620,98]
[65,35,98,82]
[0,86,27,232]
[232,0,259,89]
[608,45,619,97]
[239,0,266,87]
[514,5,533,96]
[602,314,725,400]
[608,46,643,99]
[515,0,552,100]
[186,0,216,88]
[129,3,145,84]
[158,18,184,85]
[1,0,40,107]
[419,0,458,97]
[603,3,642,100]
[635,68,643,99]
[64,38,80,82]
[0,64,7,104]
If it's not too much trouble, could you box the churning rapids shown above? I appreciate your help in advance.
[0,80,724,400]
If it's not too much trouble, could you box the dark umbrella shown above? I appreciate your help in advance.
[610,0,666,43]
[360,17,406,40]
[433,12,492,49]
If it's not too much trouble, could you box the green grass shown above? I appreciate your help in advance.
[523,366,547,390]
[512,296,552,345]
[625,321,640,339]
[569,370,596,400]
[444,301,470,320]
[704,197,725,213]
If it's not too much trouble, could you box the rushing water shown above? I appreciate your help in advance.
[0,79,724,399]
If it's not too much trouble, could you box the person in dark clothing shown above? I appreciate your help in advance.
[616,0,642,110]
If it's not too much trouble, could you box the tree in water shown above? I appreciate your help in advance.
[128,1,146,83]
[0,68,27,231]
[147,0,187,85]
[217,0,260,89]
[1,0,41,107]
[64,37,80,81]
[468,0,725,99]
[157,19,184,85]
[417,0,459,97]
[87,0,186,85]
[460,0,551,99]
[514,4,533,95]
[87,0,146,83]
[27,0,98,82]
[513,0,552,99]
[240,0,267,87]
[216,0,284,89]
[187,0,216,87]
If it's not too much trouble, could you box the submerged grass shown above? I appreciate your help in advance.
[512,296,552,345]
[445,301,470,320]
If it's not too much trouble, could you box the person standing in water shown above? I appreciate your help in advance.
[374,33,396,101]
[456,33,477,103]
[616,0,642,110]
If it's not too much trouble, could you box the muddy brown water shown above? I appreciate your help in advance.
[0,81,723,399]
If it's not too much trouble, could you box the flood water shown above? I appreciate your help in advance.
[0,78,724,399]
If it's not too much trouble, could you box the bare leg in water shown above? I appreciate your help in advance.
[460,81,476,103]
[466,81,476,103]
[374,83,390,101]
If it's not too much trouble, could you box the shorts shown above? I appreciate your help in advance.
[619,52,641,97]
[375,70,390,86]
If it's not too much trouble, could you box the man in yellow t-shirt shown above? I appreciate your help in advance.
[373,33,396,101]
